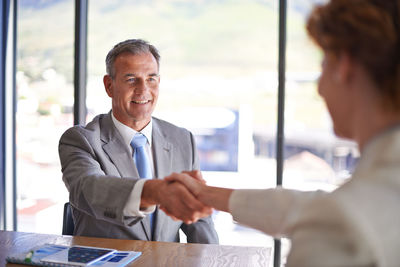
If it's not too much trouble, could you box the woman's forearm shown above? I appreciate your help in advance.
[198,186,234,212]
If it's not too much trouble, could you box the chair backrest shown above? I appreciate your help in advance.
[62,202,75,235]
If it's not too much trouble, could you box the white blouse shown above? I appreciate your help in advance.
[229,125,400,267]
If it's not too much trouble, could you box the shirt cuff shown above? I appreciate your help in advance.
[123,179,156,217]
[228,189,245,218]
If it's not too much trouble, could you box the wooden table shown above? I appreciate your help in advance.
[0,231,271,266]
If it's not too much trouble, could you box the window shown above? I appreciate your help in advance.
[16,0,74,233]
[87,0,279,247]
[284,0,358,193]
[13,1,360,261]
[280,0,359,262]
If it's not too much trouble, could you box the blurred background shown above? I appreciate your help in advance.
[16,0,359,262]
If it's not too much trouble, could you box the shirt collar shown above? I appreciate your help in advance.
[111,112,153,147]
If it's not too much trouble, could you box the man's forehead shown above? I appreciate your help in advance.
[116,51,156,62]
[114,53,158,70]
[123,73,159,77]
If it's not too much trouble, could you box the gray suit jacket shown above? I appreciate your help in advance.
[58,112,218,244]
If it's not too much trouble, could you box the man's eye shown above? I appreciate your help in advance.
[127,78,136,83]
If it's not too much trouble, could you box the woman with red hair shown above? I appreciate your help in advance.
[166,0,400,266]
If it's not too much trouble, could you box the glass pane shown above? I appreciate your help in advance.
[16,0,74,233]
[88,0,278,247]
[283,0,360,263]
[285,0,359,194]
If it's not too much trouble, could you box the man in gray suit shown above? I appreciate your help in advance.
[58,39,218,243]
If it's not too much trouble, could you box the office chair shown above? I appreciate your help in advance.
[62,202,75,235]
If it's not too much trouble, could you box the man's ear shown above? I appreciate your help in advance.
[103,75,113,97]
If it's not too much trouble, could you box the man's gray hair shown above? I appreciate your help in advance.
[105,39,160,78]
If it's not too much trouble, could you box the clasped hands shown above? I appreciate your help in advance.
[141,170,210,224]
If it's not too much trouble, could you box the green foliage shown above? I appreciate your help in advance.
[18,0,321,81]
[17,0,325,129]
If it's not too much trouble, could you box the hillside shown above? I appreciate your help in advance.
[17,0,323,82]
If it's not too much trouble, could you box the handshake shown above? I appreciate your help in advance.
[141,170,232,224]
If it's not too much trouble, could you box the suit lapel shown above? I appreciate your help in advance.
[100,112,139,178]
[100,113,152,241]
[152,119,172,241]
[152,119,173,179]
[141,215,152,241]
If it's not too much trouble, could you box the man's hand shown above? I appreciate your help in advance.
[165,171,234,213]
[181,170,206,184]
[141,179,212,224]
[164,172,206,198]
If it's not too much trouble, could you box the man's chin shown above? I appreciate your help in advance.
[128,109,152,120]
[129,114,152,125]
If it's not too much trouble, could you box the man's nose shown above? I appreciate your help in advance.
[134,79,148,93]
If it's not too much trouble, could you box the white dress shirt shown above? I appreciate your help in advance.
[111,113,156,217]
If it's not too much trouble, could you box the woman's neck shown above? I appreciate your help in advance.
[353,107,400,152]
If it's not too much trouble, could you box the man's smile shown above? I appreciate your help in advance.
[131,100,151,104]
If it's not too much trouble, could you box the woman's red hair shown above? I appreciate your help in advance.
[307,0,400,109]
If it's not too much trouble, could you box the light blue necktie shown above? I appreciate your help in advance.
[130,133,152,179]
[130,133,154,235]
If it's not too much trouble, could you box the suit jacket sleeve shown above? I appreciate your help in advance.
[59,126,141,227]
[229,189,375,266]
[179,131,219,244]
[286,195,374,266]
[229,188,325,237]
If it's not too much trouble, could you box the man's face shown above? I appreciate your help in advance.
[104,52,160,131]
